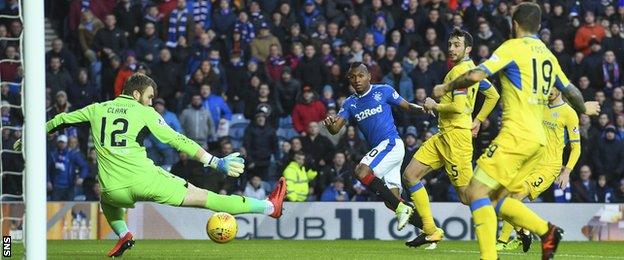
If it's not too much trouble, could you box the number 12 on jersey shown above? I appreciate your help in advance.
[100,117,129,147]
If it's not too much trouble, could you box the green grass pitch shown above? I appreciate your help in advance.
[11,240,624,259]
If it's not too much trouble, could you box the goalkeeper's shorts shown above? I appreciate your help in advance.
[101,166,188,208]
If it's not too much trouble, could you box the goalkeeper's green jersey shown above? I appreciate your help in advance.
[46,95,201,191]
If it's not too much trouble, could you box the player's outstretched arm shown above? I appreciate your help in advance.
[195,149,245,177]
[557,111,582,189]
[560,84,601,116]
[433,69,487,98]
[145,108,245,177]
[322,115,346,135]
[398,100,429,114]
[46,105,95,133]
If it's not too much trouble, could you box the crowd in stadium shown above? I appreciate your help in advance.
[1,0,624,203]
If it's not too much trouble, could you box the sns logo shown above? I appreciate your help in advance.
[354,105,383,121]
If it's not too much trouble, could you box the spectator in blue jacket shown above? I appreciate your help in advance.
[47,135,88,201]
[200,83,232,131]
[134,22,165,65]
[321,177,349,201]
[146,98,183,170]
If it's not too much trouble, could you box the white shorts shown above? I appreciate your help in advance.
[360,138,405,193]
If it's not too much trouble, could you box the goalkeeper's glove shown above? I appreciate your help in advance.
[203,152,245,177]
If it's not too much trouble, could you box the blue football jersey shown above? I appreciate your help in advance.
[338,84,405,148]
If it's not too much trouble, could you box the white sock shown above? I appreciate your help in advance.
[264,201,275,215]
[119,231,129,238]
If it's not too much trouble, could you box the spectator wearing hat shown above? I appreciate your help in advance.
[275,67,301,115]
[575,11,606,55]
[243,111,278,180]
[321,176,350,202]
[291,86,327,133]
[592,125,624,185]
[320,85,337,108]
[296,44,328,92]
[47,134,89,201]
[401,128,419,170]
[250,21,281,62]
[180,94,214,149]
[46,56,73,97]
[145,98,183,169]
[300,0,325,35]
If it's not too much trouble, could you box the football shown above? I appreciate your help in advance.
[206,212,238,243]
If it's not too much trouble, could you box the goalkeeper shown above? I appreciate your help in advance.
[43,73,287,257]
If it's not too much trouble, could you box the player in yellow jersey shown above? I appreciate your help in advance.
[496,87,581,252]
[404,29,500,249]
[432,3,600,260]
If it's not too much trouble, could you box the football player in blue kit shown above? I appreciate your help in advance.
[323,62,428,231]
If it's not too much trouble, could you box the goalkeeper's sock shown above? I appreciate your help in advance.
[360,172,400,209]
[204,191,271,215]
[408,182,437,235]
[101,202,129,238]
[496,197,548,236]
[498,220,514,243]
[471,198,498,260]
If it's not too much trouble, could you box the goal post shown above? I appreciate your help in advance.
[23,0,47,258]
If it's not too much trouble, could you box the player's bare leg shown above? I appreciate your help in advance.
[181,179,286,218]
[353,163,413,230]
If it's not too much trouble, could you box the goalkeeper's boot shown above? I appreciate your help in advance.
[496,240,508,251]
[107,232,135,258]
[517,228,533,253]
[395,202,414,231]
[541,223,564,260]
[405,227,444,249]
[268,177,287,218]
